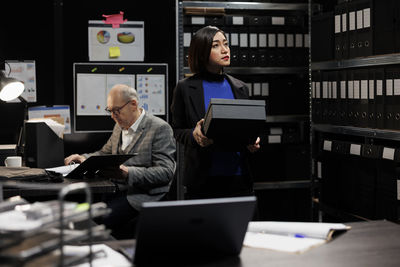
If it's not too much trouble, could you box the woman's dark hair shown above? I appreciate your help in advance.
[188,25,226,74]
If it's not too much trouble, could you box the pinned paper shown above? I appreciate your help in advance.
[109,47,120,58]
[102,11,127,28]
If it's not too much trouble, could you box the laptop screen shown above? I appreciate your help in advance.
[132,196,257,264]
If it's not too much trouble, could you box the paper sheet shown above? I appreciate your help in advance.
[46,164,80,176]
[63,244,131,267]
[26,118,65,138]
[243,232,326,254]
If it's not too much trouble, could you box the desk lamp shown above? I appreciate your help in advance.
[0,71,25,102]
[0,68,27,156]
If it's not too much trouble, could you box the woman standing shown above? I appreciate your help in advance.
[171,25,260,200]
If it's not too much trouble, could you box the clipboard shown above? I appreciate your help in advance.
[66,154,137,179]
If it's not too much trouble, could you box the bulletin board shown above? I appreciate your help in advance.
[88,20,144,61]
[73,62,168,133]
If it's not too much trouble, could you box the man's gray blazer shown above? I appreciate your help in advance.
[83,113,176,210]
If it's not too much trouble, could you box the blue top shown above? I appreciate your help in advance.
[203,78,245,176]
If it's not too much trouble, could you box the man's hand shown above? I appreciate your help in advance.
[193,119,214,147]
[247,137,261,153]
[64,154,86,165]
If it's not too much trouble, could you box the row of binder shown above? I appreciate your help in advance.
[312,0,400,61]
[184,27,309,67]
[312,67,400,130]
[315,138,400,221]
[317,138,400,161]
[184,14,306,28]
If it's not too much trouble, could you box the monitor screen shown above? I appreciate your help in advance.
[73,63,168,132]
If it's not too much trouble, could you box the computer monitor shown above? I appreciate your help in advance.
[73,63,168,133]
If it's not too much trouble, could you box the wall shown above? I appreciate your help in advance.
[0,0,177,156]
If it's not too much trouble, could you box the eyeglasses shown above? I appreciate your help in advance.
[105,100,131,115]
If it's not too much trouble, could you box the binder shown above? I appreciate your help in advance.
[384,67,395,130]
[258,27,268,67]
[356,0,372,57]
[341,3,350,59]
[329,71,340,125]
[352,69,362,127]
[392,68,400,130]
[367,68,376,128]
[348,0,358,58]
[248,26,259,66]
[183,27,192,67]
[312,11,334,61]
[227,26,240,67]
[373,0,396,55]
[276,32,286,66]
[239,27,249,67]
[312,71,322,124]
[346,69,356,126]
[321,71,330,124]
[267,28,277,66]
[339,70,348,126]
[374,67,385,129]
[334,5,343,60]
[359,68,369,127]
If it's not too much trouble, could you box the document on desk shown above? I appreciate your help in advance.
[63,244,131,267]
[243,221,351,254]
[46,164,80,176]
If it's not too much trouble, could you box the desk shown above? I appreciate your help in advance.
[106,220,400,267]
[1,178,117,199]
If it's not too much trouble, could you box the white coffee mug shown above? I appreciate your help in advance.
[4,156,22,167]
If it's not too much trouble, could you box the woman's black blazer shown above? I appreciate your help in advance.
[170,73,251,189]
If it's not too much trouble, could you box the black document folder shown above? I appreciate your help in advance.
[202,98,266,146]
[66,154,136,179]
[374,68,385,129]
[348,1,358,59]
[311,11,334,62]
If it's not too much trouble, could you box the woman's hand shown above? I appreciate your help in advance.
[247,137,260,153]
[193,119,214,147]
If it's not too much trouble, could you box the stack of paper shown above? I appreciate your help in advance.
[243,221,351,254]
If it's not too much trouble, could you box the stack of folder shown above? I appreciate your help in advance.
[183,11,308,67]
[312,67,400,130]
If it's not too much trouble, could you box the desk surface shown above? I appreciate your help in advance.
[1,177,117,199]
[107,220,400,267]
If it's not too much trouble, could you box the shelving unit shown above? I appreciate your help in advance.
[176,0,312,221]
[311,1,400,223]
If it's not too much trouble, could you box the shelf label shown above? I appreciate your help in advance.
[268,135,281,144]
[323,140,332,151]
[270,127,283,135]
[350,144,361,156]
[191,16,205,25]
[382,147,395,161]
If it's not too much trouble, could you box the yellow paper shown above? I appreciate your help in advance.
[109,47,120,58]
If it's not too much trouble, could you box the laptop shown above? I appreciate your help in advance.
[130,196,257,265]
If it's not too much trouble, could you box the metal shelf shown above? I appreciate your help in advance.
[254,180,311,190]
[184,66,307,75]
[266,114,309,123]
[182,1,309,11]
[312,124,400,141]
[311,53,400,70]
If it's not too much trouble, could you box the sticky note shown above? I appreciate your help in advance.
[109,47,120,58]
